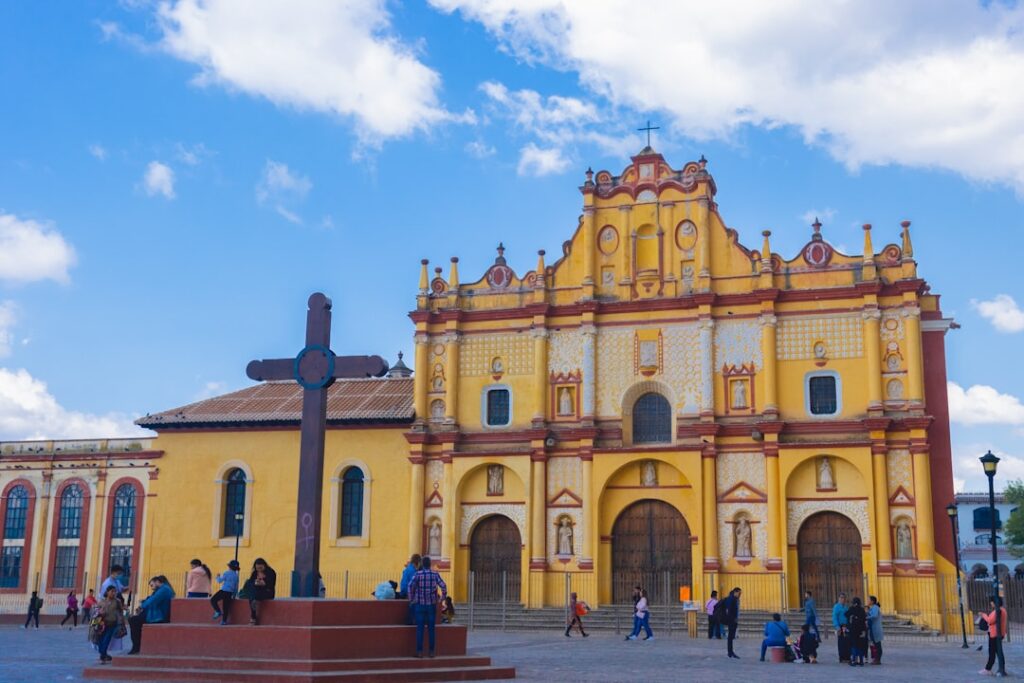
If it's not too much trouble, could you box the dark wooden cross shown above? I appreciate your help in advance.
[246,292,388,597]
[638,120,660,147]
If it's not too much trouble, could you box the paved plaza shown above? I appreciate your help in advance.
[0,625,1017,682]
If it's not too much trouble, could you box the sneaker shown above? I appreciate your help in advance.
[643,636,654,641]
[582,633,589,638]
[211,611,222,621]
[625,635,637,641]
[220,621,229,626]
[979,670,993,676]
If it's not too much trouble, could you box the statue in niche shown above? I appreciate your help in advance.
[896,521,914,559]
[731,380,748,409]
[818,457,835,489]
[557,517,574,555]
[432,375,444,391]
[641,461,658,487]
[428,521,442,557]
[487,465,504,495]
[491,357,504,374]
[430,399,445,420]
[886,354,901,372]
[639,340,658,367]
[734,517,753,558]
[558,387,573,416]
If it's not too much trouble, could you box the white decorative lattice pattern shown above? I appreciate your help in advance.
[714,320,763,370]
[548,330,584,375]
[787,500,872,545]
[880,311,905,345]
[776,314,863,360]
[459,504,527,545]
[547,509,581,563]
[663,325,702,414]
[426,460,443,493]
[547,457,582,500]
[886,449,913,496]
[459,334,534,376]
[718,502,768,562]
[716,452,766,493]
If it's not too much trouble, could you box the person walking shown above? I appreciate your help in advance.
[802,590,819,641]
[210,560,240,625]
[61,591,80,628]
[845,596,868,666]
[407,556,447,658]
[127,575,175,655]
[82,589,98,618]
[831,592,850,663]
[759,613,791,662]
[722,587,742,658]
[565,591,590,637]
[866,595,883,664]
[24,591,42,628]
[243,558,277,626]
[625,588,653,641]
[94,585,126,665]
[705,590,722,639]
[186,559,212,598]
[980,596,1009,677]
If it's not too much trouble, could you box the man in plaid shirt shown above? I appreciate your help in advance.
[407,556,447,658]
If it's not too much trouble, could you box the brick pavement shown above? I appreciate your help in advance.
[0,624,1015,682]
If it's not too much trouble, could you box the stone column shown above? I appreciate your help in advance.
[530,453,547,569]
[698,197,711,289]
[441,457,455,568]
[582,207,596,292]
[580,453,594,569]
[581,324,596,421]
[698,317,715,418]
[30,471,53,591]
[759,313,778,415]
[903,303,924,411]
[863,309,883,412]
[764,442,783,570]
[408,455,425,556]
[444,331,460,424]
[413,333,429,422]
[619,206,632,285]
[531,327,548,424]
[871,442,895,607]
[88,470,108,590]
[912,447,936,573]
[701,446,720,572]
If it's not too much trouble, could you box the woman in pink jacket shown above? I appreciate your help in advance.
[186,559,213,598]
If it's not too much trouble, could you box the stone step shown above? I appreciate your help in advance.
[106,654,494,673]
[168,598,407,627]
[83,664,516,682]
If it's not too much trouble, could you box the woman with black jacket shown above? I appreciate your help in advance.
[244,558,277,625]
[845,597,868,666]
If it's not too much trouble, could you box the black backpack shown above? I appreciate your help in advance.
[713,598,728,622]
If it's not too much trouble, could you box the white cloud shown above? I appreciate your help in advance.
[195,380,227,400]
[954,444,1024,493]
[948,381,1024,426]
[517,143,571,177]
[275,206,302,225]
[0,367,150,440]
[256,160,311,224]
[0,302,15,358]
[0,213,77,285]
[175,142,209,166]
[88,144,107,161]
[143,161,176,199]
[973,294,1024,333]
[433,1,1024,192]
[156,0,468,144]
[465,140,496,159]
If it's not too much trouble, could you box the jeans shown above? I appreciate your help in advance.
[98,623,117,659]
[186,592,209,598]
[210,590,234,623]
[986,636,1006,673]
[61,608,79,627]
[760,639,787,660]
[707,616,722,639]
[24,609,39,628]
[640,613,653,638]
[413,603,437,654]
[727,622,738,655]
[128,614,146,653]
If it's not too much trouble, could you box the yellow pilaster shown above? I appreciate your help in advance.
[30,471,53,591]
[863,308,883,412]
[871,442,895,607]
[619,205,632,287]
[903,300,924,410]
[408,456,425,556]
[137,470,159,593]
[661,201,676,289]
[444,330,460,423]
[765,441,783,569]
[701,448,719,574]
[529,455,546,565]
[760,313,778,415]
[88,470,108,590]
[413,333,429,422]
[697,197,711,289]
[912,447,937,573]
[441,458,455,565]
[580,453,594,568]
[532,325,548,424]
[582,207,595,295]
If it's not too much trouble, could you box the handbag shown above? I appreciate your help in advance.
[977,615,989,632]
[238,578,254,600]
[88,618,105,645]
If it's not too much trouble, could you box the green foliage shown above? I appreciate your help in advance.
[1002,480,1024,558]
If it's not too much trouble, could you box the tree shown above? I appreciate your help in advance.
[1001,480,1024,559]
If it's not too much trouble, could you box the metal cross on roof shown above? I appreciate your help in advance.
[245,292,388,597]
[638,120,660,148]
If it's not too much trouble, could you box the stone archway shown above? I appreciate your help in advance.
[610,499,692,603]
[469,515,522,602]
[797,511,863,601]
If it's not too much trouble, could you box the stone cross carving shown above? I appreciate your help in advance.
[246,293,387,597]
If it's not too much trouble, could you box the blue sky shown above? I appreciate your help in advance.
[1,1,1023,492]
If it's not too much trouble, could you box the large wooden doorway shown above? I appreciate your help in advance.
[469,515,521,602]
[611,499,692,603]
[797,511,864,601]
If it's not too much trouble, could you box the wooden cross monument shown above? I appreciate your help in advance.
[246,293,388,597]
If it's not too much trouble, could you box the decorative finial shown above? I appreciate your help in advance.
[397,351,403,361]
[495,242,507,266]
[699,154,707,166]
[449,256,460,288]
[811,217,822,241]
[418,259,429,293]
[862,223,874,262]
[900,220,914,258]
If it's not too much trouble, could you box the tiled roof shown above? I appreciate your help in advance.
[137,378,414,429]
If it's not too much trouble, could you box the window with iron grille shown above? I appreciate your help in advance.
[53,545,79,589]
[632,392,672,444]
[58,485,84,539]
[340,468,364,537]
[223,469,246,537]
[808,375,838,415]
[112,484,136,539]
[0,546,22,588]
[108,545,133,583]
[485,388,511,426]
[3,485,28,540]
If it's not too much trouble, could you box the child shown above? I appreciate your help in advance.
[440,596,455,624]
[798,623,818,663]
[566,591,590,638]
[211,560,240,625]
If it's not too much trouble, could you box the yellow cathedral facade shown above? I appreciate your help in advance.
[0,147,958,624]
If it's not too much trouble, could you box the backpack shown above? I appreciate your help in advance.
[712,598,728,621]
[33,597,43,610]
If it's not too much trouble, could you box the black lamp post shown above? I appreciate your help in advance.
[946,503,969,648]
[233,512,245,564]
[980,451,1001,638]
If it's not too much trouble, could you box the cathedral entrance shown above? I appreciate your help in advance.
[797,511,864,601]
[469,515,521,602]
[611,500,692,604]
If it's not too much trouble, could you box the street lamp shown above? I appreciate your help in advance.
[979,451,1001,641]
[233,512,245,564]
[946,503,969,648]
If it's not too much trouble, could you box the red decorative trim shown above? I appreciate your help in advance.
[888,485,915,507]
[424,490,443,508]
[577,560,594,570]
[529,559,547,570]
[548,488,583,507]
[787,496,869,502]
[722,363,756,416]
[101,477,145,594]
[718,481,768,503]
[550,370,582,422]
[461,500,526,506]
[46,477,91,593]
[605,484,692,490]
[765,559,783,571]
[703,558,720,571]
[0,479,36,593]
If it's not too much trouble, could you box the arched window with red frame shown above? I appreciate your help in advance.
[47,478,91,591]
[1,481,35,591]
[102,478,144,590]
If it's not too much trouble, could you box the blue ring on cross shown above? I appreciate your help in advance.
[293,344,336,390]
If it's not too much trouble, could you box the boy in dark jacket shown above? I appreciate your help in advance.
[722,587,742,658]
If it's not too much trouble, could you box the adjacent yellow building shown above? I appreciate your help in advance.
[0,147,958,624]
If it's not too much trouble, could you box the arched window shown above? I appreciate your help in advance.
[340,468,365,537]
[223,469,247,537]
[54,484,85,589]
[632,392,672,444]
[1,485,29,588]
[57,484,83,538]
[111,484,136,539]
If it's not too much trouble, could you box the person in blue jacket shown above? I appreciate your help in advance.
[803,590,820,640]
[399,554,421,598]
[127,575,175,655]
[760,613,792,661]
[831,592,850,663]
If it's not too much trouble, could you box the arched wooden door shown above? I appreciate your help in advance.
[611,499,692,603]
[469,515,521,602]
[797,512,864,601]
